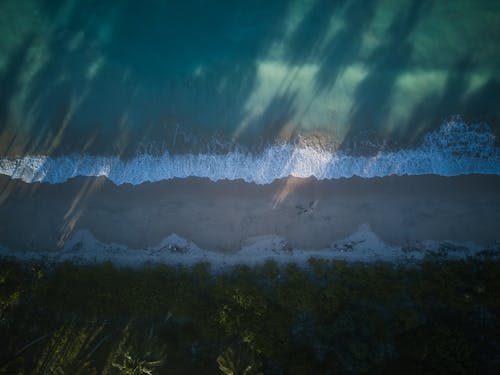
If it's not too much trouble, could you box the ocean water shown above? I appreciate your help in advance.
[1,0,499,181]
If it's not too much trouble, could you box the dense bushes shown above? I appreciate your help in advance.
[1,256,499,374]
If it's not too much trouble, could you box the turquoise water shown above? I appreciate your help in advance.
[0,0,499,179]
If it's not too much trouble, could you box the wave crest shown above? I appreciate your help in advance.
[1,121,498,185]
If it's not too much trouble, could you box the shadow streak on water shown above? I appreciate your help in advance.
[342,0,432,147]
[0,0,499,157]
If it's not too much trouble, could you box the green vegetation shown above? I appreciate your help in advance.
[1,256,499,374]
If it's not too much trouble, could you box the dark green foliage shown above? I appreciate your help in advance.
[1,256,499,374]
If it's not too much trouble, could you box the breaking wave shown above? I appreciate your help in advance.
[1,122,499,185]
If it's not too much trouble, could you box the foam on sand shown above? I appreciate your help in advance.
[0,224,494,271]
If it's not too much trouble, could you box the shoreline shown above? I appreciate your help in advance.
[2,122,499,185]
[1,174,499,264]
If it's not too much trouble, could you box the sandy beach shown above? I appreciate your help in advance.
[0,174,499,255]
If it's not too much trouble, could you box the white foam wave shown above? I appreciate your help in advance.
[1,122,499,184]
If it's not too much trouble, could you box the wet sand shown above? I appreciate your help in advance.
[0,174,499,253]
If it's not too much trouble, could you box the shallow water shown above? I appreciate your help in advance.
[1,0,499,162]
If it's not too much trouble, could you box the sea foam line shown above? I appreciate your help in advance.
[1,122,499,185]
